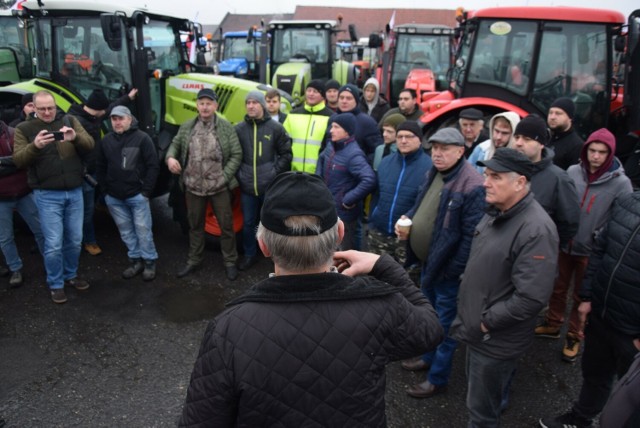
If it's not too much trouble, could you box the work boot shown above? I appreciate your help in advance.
[9,270,23,288]
[84,243,103,256]
[561,333,581,363]
[534,321,560,339]
[142,260,156,281]
[122,258,144,279]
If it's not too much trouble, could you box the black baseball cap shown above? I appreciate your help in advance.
[477,148,535,180]
[261,172,337,236]
[197,88,218,101]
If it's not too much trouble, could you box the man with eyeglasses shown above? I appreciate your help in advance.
[13,90,95,304]
[368,121,432,264]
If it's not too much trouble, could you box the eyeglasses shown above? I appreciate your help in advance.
[35,106,56,112]
[397,134,418,141]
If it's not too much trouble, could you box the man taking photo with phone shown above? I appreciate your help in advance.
[13,90,95,304]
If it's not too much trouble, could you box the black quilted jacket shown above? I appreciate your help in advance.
[580,191,640,337]
[179,254,443,427]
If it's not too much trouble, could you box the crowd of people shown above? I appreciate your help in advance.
[1,81,639,427]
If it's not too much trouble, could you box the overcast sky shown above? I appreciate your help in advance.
[151,0,637,25]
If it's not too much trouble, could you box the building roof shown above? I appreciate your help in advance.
[215,7,457,41]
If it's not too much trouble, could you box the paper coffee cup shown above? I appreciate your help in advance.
[396,218,412,239]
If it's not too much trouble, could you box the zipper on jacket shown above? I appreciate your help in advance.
[387,157,407,234]
[253,121,258,195]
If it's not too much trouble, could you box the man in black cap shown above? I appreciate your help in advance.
[450,148,559,428]
[329,83,383,164]
[9,93,35,127]
[458,107,488,158]
[324,79,340,111]
[283,80,334,173]
[368,121,432,262]
[179,171,443,427]
[396,127,485,400]
[166,88,242,280]
[511,115,580,248]
[547,97,583,170]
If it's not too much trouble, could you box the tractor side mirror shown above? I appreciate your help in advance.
[101,14,122,51]
[348,24,358,42]
[368,33,383,48]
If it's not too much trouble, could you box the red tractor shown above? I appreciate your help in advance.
[370,23,454,107]
[418,6,627,141]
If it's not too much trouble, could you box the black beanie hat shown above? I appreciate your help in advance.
[514,115,550,145]
[332,113,357,136]
[325,79,340,91]
[306,80,326,98]
[396,121,423,139]
[86,89,110,111]
[550,97,575,119]
[21,93,33,109]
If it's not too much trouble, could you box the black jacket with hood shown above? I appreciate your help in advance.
[96,119,159,199]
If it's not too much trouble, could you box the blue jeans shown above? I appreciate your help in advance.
[105,193,158,261]
[465,348,518,428]
[33,188,83,290]
[0,193,45,271]
[241,192,264,257]
[422,278,460,386]
[82,177,97,244]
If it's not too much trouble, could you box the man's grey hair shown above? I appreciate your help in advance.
[256,215,339,272]
[507,171,531,190]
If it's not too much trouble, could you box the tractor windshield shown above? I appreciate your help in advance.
[272,27,330,64]
[391,32,451,101]
[0,14,33,79]
[463,18,611,137]
[50,16,132,100]
[223,36,257,61]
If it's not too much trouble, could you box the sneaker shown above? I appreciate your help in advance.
[122,258,144,279]
[539,411,592,428]
[0,265,9,277]
[65,277,90,291]
[51,288,68,304]
[562,334,581,363]
[83,243,102,256]
[9,270,23,288]
[142,260,156,281]
[535,322,561,339]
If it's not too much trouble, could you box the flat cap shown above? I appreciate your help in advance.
[477,147,535,180]
[428,127,465,146]
[459,108,483,121]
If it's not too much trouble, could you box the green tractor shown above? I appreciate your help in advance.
[0,0,289,236]
[267,19,358,106]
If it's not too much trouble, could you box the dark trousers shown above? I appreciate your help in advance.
[185,190,237,267]
[573,313,638,422]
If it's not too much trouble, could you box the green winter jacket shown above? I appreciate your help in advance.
[166,113,242,191]
[13,113,95,190]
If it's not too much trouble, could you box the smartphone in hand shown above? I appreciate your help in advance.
[49,131,65,141]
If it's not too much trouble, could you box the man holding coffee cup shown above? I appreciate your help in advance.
[395,127,485,399]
